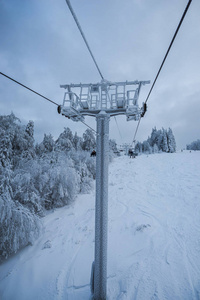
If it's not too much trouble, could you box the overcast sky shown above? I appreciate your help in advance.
[0,0,199,149]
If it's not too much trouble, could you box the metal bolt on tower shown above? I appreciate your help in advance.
[58,79,150,299]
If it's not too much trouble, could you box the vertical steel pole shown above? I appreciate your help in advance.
[94,111,110,300]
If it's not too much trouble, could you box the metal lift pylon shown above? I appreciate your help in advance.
[58,79,150,299]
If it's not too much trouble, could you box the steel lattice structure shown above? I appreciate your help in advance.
[58,79,150,121]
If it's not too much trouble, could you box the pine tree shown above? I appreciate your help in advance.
[149,127,157,147]
[55,128,74,151]
[82,129,96,151]
[187,139,200,150]
[135,127,176,154]
[142,141,152,153]
[43,134,55,153]
[152,143,159,153]
[167,128,176,153]
[73,132,82,151]
[135,142,142,153]
[109,139,118,154]
[160,129,169,152]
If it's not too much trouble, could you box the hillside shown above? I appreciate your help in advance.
[0,151,200,300]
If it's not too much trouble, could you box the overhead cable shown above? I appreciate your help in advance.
[144,0,192,105]
[114,116,123,141]
[131,116,142,147]
[80,120,97,134]
[65,0,104,80]
[131,0,192,146]
[0,71,97,133]
[0,72,59,106]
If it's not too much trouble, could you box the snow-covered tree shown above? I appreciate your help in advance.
[135,142,143,153]
[0,113,97,261]
[159,129,169,153]
[0,113,19,168]
[26,120,34,140]
[0,163,41,262]
[149,127,157,147]
[152,143,159,153]
[167,128,176,153]
[73,132,83,151]
[55,128,74,151]
[12,124,35,161]
[0,129,12,168]
[142,141,152,153]
[109,139,118,154]
[135,127,176,154]
[0,192,41,262]
[82,129,96,151]
[43,134,55,153]
[186,139,200,150]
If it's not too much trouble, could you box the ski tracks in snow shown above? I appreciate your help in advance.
[107,153,200,300]
[55,201,95,300]
[1,152,200,300]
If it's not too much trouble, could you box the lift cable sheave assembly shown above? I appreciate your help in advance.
[58,80,150,122]
[131,0,193,147]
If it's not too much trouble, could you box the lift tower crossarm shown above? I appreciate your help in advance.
[60,80,150,89]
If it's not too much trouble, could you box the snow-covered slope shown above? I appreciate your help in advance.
[0,151,200,300]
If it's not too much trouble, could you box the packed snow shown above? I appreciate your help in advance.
[0,151,200,300]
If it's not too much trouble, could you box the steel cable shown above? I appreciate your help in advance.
[65,0,104,80]
[131,0,192,147]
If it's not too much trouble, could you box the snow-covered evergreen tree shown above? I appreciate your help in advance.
[167,128,176,153]
[55,127,74,152]
[142,141,152,153]
[152,143,159,153]
[0,113,20,168]
[149,127,157,147]
[135,142,143,153]
[42,134,55,153]
[159,128,169,153]
[186,139,200,150]
[82,129,96,151]
[186,140,200,150]
[73,132,83,151]
[109,139,118,154]
[135,127,176,154]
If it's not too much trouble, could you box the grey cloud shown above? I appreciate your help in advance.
[0,0,199,149]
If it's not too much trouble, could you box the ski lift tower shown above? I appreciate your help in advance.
[58,78,150,299]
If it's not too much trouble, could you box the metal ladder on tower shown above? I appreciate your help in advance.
[101,90,107,109]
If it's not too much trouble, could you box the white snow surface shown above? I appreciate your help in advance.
[1,151,200,300]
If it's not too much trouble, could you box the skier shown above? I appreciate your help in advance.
[90,150,96,157]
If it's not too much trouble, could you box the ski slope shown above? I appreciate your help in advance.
[1,151,200,300]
